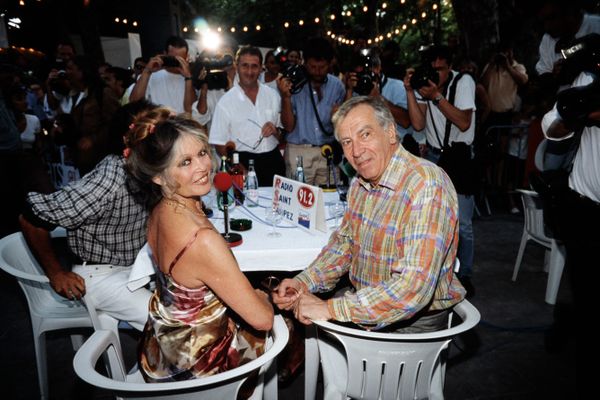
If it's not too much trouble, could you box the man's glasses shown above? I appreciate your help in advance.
[237,119,265,150]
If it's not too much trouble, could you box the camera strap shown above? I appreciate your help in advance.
[308,81,334,137]
[428,71,463,150]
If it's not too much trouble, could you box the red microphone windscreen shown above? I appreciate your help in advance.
[214,172,233,192]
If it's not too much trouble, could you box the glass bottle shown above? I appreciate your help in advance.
[295,155,305,183]
[229,152,245,203]
[245,159,259,207]
[217,155,235,211]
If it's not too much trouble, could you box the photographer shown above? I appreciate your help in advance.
[129,36,196,115]
[345,51,411,139]
[481,43,528,127]
[541,33,600,325]
[404,45,477,296]
[278,37,345,186]
[192,48,236,130]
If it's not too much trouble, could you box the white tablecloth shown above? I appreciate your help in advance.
[128,187,342,284]
[207,187,338,272]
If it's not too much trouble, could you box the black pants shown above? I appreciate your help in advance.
[556,188,600,308]
[238,147,286,187]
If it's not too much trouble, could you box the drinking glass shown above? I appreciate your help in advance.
[328,202,345,229]
[265,206,283,237]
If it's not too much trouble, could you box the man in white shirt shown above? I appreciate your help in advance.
[129,36,196,115]
[404,45,477,296]
[209,46,285,186]
[536,1,600,79]
[541,45,600,350]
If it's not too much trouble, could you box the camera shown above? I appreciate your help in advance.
[556,79,600,128]
[493,53,507,65]
[160,55,180,68]
[273,47,308,94]
[409,64,439,90]
[556,34,600,128]
[352,54,378,96]
[192,54,234,91]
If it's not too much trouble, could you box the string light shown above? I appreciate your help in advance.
[168,1,444,47]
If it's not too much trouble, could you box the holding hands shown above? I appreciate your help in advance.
[271,278,332,325]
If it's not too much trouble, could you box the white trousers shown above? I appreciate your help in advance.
[72,263,152,331]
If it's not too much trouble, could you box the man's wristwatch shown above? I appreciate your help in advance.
[432,93,443,106]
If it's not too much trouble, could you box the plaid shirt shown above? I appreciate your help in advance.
[27,155,148,266]
[296,146,465,329]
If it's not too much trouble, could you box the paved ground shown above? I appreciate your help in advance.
[0,207,577,399]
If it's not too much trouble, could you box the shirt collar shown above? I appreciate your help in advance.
[357,144,404,191]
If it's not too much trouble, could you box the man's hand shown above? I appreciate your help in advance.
[277,75,293,98]
[417,80,441,101]
[48,270,86,300]
[174,55,192,78]
[272,278,306,310]
[145,55,163,74]
[345,71,358,91]
[261,121,278,137]
[403,70,414,91]
[294,292,332,325]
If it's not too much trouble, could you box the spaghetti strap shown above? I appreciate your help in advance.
[167,227,210,275]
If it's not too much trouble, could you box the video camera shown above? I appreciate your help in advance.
[273,47,307,94]
[556,33,600,128]
[191,54,234,91]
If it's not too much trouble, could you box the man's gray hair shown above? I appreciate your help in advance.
[332,96,395,141]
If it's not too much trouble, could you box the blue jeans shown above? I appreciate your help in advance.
[425,149,475,278]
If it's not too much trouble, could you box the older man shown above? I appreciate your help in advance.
[274,96,465,332]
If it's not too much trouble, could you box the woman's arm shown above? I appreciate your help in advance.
[173,229,274,331]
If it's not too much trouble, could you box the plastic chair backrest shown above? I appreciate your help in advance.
[313,300,480,400]
[517,189,551,246]
[73,314,289,400]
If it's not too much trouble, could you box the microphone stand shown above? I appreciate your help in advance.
[221,191,243,247]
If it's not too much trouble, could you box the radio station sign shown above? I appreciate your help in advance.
[272,175,326,232]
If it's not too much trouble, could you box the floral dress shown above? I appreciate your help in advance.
[139,228,265,382]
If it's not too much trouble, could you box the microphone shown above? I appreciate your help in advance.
[321,144,333,160]
[214,171,233,192]
[320,144,337,191]
[213,172,243,247]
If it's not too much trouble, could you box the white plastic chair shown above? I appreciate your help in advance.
[73,314,289,400]
[512,189,566,305]
[311,300,480,400]
[0,232,93,400]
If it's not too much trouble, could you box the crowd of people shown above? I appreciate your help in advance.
[0,0,596,389]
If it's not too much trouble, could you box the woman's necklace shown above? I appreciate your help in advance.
[164,199,206,218]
